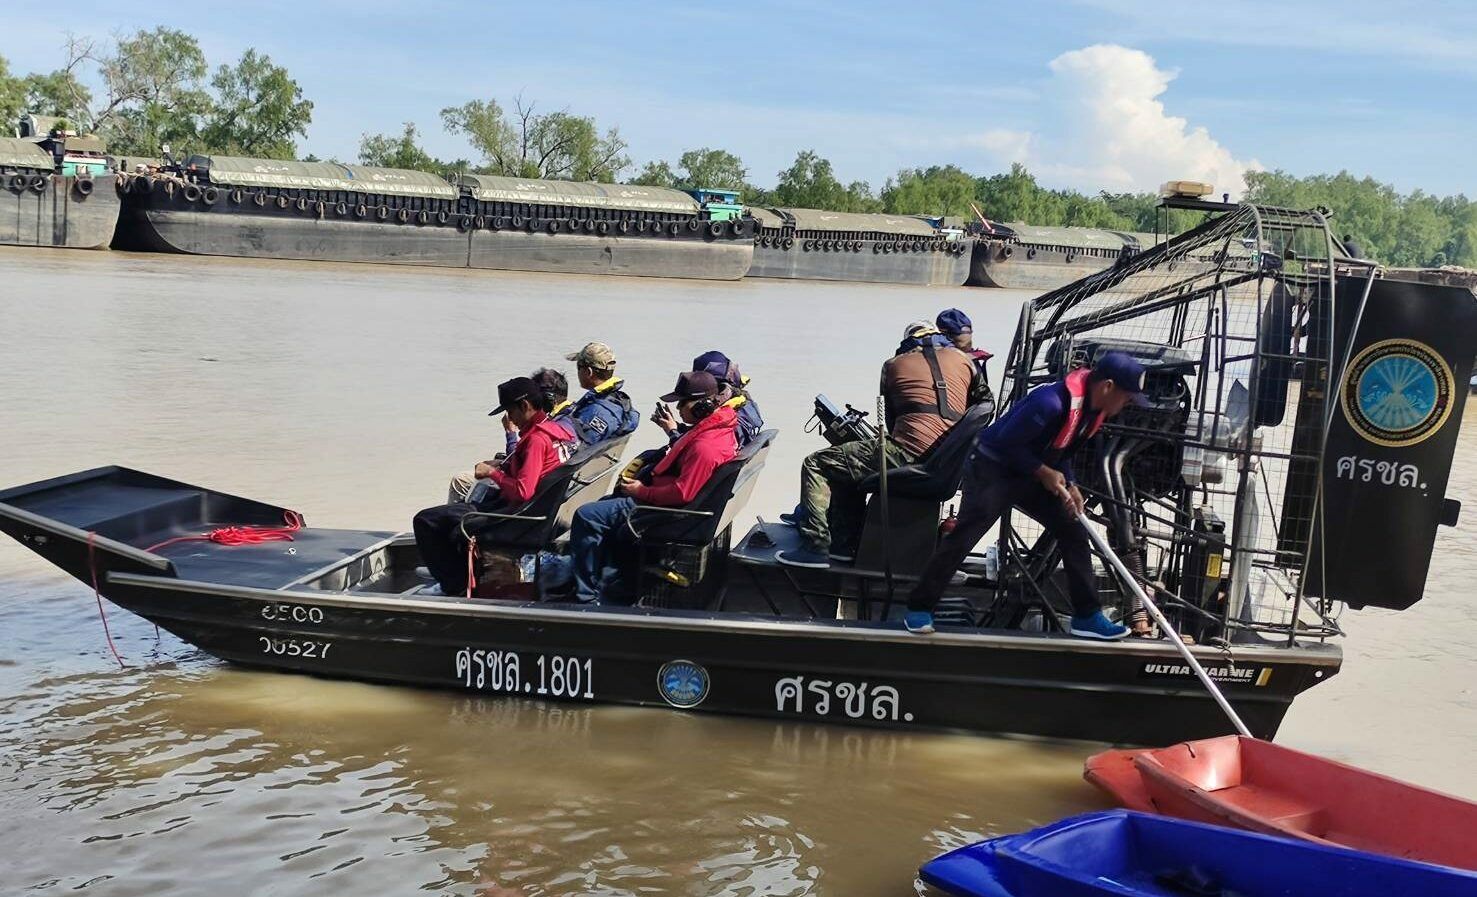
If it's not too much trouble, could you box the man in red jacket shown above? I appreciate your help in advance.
[570,370,739,604]
[414,376,575,596]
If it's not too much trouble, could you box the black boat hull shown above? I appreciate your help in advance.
[748,240,972,286]
[967,238,1116,291]
[1,172,119,250]
[0,466,1339,746]
[94,571,1333,745]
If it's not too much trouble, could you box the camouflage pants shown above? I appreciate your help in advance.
[797,437,914,553]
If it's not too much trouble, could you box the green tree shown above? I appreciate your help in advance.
[631,147,752,195]
[198,49,312,158]
[1243,169,1476,267]
[21,69,92,123]
[881,165,975,216]
[440,95,629,181]
[771,150,879,212]
[0,56,23,128]
[358,122,464,176]
[88,27,212,155]
[0,54,91,130]
[675,148,747,190]
[630,159,678,187]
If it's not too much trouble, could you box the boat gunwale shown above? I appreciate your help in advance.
[104,569,1343,665]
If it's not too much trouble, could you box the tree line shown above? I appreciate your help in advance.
[0,28,311,159]
[4,29,1475,269]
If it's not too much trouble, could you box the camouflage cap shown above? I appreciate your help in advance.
[565,342,617,369]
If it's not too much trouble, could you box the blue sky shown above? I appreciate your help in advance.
[7,0,1475,198]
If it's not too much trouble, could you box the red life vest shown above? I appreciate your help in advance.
[1049,368,1106,451]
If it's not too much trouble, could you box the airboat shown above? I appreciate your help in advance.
[3,202,1473,745]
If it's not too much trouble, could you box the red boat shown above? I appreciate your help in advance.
[1085,735,1477,871]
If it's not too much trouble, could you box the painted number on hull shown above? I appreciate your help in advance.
[259,636,332,659]
[456,648,594,699]
[260,603,325,624]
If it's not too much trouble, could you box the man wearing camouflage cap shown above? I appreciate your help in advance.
[445,342,638,503]
[561,341,640,446]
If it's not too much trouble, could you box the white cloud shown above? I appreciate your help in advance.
[1028,44,1260,198]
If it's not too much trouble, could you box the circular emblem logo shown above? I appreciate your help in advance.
[1340,339,1454,447]
[657,660,710,708]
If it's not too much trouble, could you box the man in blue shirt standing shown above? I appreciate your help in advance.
[904,351,1151,639]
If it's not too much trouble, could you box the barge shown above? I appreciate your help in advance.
[967,223,1145,292]
[746,206,972,286]
[5,202,1474,745]
[0,135,119,250]
[114,155,756,280]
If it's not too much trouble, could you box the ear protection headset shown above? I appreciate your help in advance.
[690,395,719,418]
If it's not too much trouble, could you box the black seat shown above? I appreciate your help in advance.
[851,403,993,578]
[626,430,778,609]
[463,435,631,552]
[857,401,994,500]
[629,429,777,546]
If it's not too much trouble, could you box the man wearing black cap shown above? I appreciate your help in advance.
[414,376,575,596]
[569,369,739,604]
[904,351,1152,639]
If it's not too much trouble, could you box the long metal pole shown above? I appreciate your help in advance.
[877,397,894,601]
[1077,511,1253,737]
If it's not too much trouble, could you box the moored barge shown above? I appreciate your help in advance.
[747,207,972,286]
[114,155,756,280]
[0,136,119,250]
[967,223,1144,292]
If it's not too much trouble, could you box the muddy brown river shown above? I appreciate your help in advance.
[1,246,1472,895]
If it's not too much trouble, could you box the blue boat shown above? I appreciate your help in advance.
[919,810,1477,897]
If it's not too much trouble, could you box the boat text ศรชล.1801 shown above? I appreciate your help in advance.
[2,201,1475,746]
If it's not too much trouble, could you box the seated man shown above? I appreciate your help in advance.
[560,341,641,444]
[652,350,764,448]
[904,351,1150,639]
[415,377,576,596]
[570,370,738,604]
[777,322,978,568]
[447,344,637,502]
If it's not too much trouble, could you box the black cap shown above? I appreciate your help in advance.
[488,376,539,416]
[660,370,721,403]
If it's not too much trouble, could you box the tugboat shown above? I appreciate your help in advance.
[113,155,757,280]
[746,206,972,286]
[0,115,119,250]
[4,201,1474,746]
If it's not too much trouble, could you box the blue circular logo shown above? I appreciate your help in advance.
[1341,340,1453,447]
[657,660,709,708]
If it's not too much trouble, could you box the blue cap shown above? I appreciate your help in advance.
[935,308,972,336]
[692,350,744,387]
[1093,351,1151,406]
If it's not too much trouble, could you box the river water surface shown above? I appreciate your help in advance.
[1,247,1473,895]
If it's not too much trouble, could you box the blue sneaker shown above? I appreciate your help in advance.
[775,547,830,569]
[778,510,805,527]
[1069,610,1129,640]
[904,611,935,634]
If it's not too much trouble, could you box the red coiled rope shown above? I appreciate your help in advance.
[145,510,304,553]
[87,532,126,669]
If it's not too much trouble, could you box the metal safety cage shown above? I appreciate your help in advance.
[994,204,1376,647]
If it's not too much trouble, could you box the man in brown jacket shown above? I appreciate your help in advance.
[778,321,986,568]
